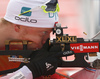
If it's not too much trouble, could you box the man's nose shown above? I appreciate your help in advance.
[42,37,49,45]
[42,40,46,44]
[42,33,50,45]
[42,38,48,45]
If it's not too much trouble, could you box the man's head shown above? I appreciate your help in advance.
[3,0,59,49]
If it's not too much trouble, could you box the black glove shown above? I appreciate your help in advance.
[26,39,61,78]
[26,55,61,78]
[26,39,74,78]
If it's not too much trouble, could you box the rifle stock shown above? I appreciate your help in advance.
[0,40,34,75]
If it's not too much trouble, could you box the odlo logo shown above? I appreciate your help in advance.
[20,7,32,16]
[15,7,37,23]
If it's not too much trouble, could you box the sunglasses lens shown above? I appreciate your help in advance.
[45,5,56,11]
[41,0,60,13]
[46,0,57,11]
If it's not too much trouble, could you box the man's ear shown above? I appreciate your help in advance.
[14,24,20,32]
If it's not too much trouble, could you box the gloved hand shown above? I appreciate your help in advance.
[26,39,74,78]
[26,39,61,78]
[26,54,61,78]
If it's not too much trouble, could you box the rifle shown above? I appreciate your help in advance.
[49,23,100,68]
[0,23,99,75]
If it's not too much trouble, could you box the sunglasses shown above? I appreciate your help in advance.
[19,0,60,16]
